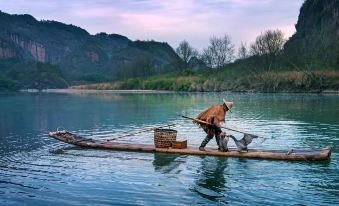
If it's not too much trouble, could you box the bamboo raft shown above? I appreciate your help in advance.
[48,131,331,161]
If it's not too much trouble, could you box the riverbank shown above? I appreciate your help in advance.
[33,88,175,94]
[18,88,339,94]
[71,69,339,93]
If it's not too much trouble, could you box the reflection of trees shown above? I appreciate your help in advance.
[152,153,183,174]
[193,156,229,202]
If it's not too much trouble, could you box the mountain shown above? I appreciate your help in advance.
[80,0,338,92]
[284,0,339,68]
[0,11,184,90]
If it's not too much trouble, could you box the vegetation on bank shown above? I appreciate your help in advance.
[0,60,68,91]
[72,67,339,92]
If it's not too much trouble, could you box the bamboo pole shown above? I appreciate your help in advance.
[181,115,265,138]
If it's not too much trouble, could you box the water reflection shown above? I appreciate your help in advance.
[153,153,185,174]
[192,156,230,203]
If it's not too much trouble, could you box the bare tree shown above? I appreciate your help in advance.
[202,35,235,68]
[201,48,213,67]
[250,29,285,56]
[176,40,198,64]
[237,41,248,59]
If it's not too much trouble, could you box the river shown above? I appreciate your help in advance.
[0,91,338,205]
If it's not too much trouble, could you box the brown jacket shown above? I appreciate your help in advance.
[195,104,226,135]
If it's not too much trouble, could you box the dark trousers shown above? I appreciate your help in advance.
[200,126,222,148]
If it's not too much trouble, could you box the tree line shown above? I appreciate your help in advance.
[176,29,286,69]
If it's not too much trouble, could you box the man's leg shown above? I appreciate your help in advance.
[215,127,223,151]
[215,134,221,150]
[199,135,212,151]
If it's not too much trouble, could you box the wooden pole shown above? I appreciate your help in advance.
[181,115,265,138]
[103,123,177,142]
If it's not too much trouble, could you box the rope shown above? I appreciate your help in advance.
[102,123,177,142]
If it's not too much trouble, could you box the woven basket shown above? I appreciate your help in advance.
[154,128,177,148]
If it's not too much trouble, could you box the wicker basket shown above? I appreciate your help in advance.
[154,128,177,148]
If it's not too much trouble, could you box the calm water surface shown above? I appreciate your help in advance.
[0,91,338,205]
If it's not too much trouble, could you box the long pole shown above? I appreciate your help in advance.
[181,115,264,138]
[103,123,177,142]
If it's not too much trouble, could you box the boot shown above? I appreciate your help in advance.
[215,135,221,151]
[199,135,211,151]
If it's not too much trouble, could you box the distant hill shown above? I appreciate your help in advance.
[75,0,339,92]
[0,11,184,90]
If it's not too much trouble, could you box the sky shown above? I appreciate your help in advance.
[0,0,304,51]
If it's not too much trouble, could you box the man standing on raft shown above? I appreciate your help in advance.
[196,99,233,152]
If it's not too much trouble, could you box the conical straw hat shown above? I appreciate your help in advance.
[223,99,233,110]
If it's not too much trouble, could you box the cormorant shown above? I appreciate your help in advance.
[229,134,258,152]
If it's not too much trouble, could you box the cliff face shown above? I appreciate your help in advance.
[0,38,16,58]
[11,34,46,62]
[295,0,338,36]
[0,11,184,84]
[284,0,339,68]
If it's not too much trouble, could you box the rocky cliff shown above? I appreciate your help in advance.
[0,38,16,58]
[0,11,184,88]
[284,0,339,68]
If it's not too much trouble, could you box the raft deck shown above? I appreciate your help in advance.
[48,131,331,161]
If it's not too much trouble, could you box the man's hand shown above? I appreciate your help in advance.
[214,122,221,128]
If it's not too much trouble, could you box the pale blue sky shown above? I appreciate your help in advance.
[0,0,304,51]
